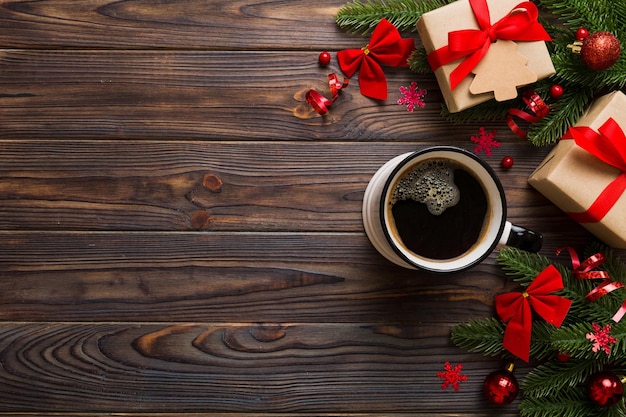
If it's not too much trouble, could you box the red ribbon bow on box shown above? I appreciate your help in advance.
[337,19,415,100]
[495,265,572,362]
[427,0,551,90]
[561,118,626,223]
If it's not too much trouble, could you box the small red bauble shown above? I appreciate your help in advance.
[576,27,589,41]
[318,51,331,66]
[483,365,519,405]
[580,31,621,70]
[549,84,564,99]
[556,352,571,362]
[587,372,624,407]
[501,156,514,170]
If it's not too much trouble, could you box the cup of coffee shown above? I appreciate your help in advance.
[362,146,542,272]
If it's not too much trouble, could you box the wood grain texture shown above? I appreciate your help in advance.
[0,0,363,50]
[0,229,602,323]
[0,50,447,140]
[0,140,559,232]
[1,0,624,415]
[0,322,522,414]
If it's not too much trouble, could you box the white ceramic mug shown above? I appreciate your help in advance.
[362,146,542,272]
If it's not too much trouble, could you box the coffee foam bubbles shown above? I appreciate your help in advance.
[390,159,460,215]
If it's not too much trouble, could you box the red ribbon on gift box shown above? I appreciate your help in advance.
[561,118,626,223]
[337,19,415,100]
[427,0,551,90]
[495,265,572,362]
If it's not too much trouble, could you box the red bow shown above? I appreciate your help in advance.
[561,118,626,223]
[337,19,415,100]
[427,0,551,90]
[495,265,572,362]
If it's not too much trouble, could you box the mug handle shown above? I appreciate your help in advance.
[499,221,543,252]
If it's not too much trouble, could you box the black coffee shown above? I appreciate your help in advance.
[389,159,488,260]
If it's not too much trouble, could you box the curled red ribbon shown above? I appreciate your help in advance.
[495,264,572,362]
[306,73,349,116]
[561,118,626,223]
[337,19,415,100]
[557,247,626,322]
[427,0,551,90]
[506,90,550,139]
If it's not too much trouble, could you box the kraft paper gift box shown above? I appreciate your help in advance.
[416,0,555,113]
[528,91,626,249]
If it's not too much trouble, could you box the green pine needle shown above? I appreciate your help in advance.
[446,244,626,416]
[526,83,594,146]
[408,47,431,74]
[496,247,552,284]
[335,0,453,34]
[522,358,605,398]
[450,318,507,357]
[519,389,620,417]
[536,0,626,35]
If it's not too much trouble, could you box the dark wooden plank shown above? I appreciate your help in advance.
[0,231,601,322]
[0,50,452,140]
[0,322,525,414]
[0,0,366,50]
[0,140,558,232]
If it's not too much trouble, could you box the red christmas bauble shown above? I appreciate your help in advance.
[501,156,514,170]
[549,84,564,99]
[318,51,331,66]
[483,368,519,405]
[587,372,624,407]
[575,27,589,41]
[580,31,621,70]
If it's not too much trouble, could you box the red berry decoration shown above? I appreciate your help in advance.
[556,352,571,362]
[549,84,564,99]
[587,371,624,407]
[483,364,519,405]
[501,156,514,170]
[318,51,331,66]
[576,27,589,41]
[580,31,622,70]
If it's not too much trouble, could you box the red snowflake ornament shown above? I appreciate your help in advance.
[471,127,500,156]
[437,362,468,391]
[586,323,617,355]
[397,82,426,112]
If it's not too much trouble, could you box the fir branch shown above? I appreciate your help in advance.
[496,247,552,285]
[550,321,626,359]
[335,0,452,34]
[536,0,624,34]
[450,318,507,357]
[408,47,431,74]
[519,388,611,417]
[551,49,626,90]
[441,97,512,124]
[526,84,594,146]
[521,358,606,398]
[528,321,567,361]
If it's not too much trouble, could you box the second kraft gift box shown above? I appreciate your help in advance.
[529,91,626,249]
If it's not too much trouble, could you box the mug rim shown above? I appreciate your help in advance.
[379,146,507,272]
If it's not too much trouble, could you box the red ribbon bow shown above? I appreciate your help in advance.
[337,19,415,100]
[561,118,626,223]
[495,265,572,362]
[427,0,551,90]
[557,247,626,322]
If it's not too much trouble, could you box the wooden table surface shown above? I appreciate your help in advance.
[1,1,624,415]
